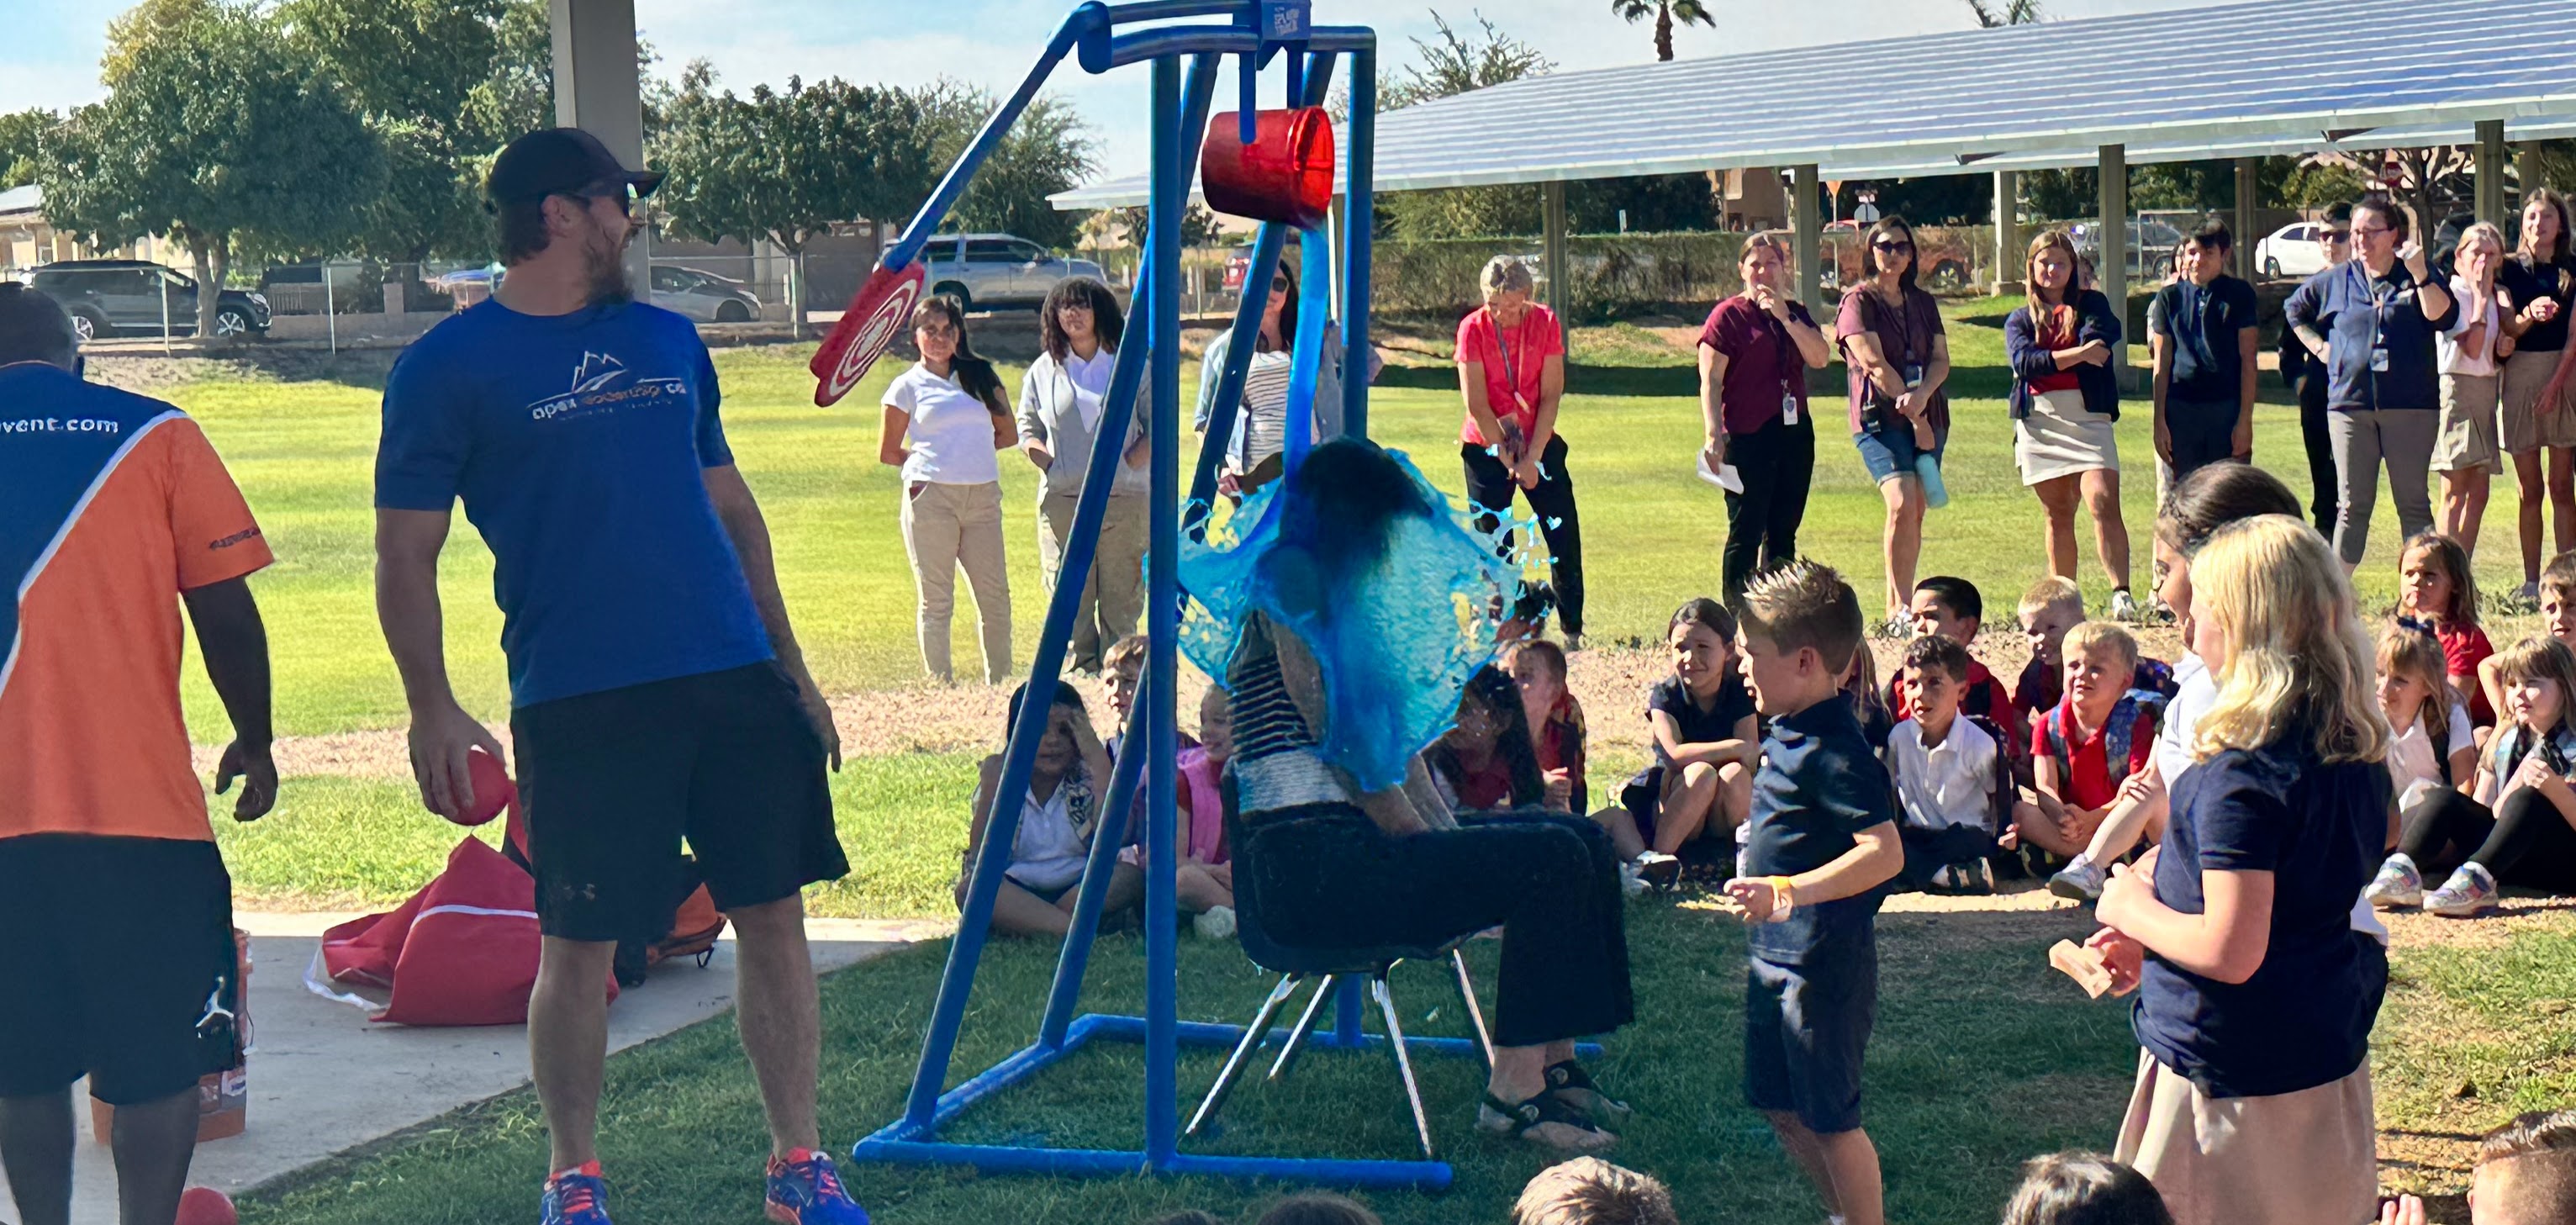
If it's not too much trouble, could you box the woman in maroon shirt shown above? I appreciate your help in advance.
[1699,234,1834,606]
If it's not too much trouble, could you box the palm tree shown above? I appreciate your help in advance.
[1609,0,1714,62]
[1965,0,2044,27]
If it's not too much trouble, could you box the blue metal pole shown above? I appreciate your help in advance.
[1341,45,1375,441]
[884,5,1105,271]
[1280,235,1331,473]
[1145,50,1185,1173]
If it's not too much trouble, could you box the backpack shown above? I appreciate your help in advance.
[2044,689,2171,795]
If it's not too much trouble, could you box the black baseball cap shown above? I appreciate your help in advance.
[486,127,665,209]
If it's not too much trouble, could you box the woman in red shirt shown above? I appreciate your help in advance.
[2003,230,2136,616]
[1458,255,1584,647]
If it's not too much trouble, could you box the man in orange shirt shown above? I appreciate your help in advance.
[0,284,277,1225]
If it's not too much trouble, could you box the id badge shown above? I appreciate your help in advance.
[1782,391,1800,425]
[2370,347,2390,372]
[1901,362,1925,388]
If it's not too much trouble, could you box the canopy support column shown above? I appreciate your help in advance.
[1542,180,1569,346]
[548,0,646,298]
[1992,170,2019,296]
[1793,164,1822,321]
[2098,144,2128,386]
[2522,141,2548,213]
[2477,120,2507,227]
[2233,157,2257,282]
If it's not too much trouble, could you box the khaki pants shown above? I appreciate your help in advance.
[900,480,1011,684]
[2115,1050,2378,1225]
[1037,490,1145,673]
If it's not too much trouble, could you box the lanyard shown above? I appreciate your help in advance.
[1489,309,1525,408]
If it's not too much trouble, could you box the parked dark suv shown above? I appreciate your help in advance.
[27,260,273,341]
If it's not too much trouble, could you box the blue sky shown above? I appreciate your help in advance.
[4,0,2221,184]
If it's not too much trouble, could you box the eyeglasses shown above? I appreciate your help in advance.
[2352,225,2392,240]
[1871,240,1914,254]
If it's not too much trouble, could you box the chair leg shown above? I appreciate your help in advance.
[1189,973,1303,1138]
[1373,973,1435,1160]
[1451,948,1495,1073]
[1267,975,1335,1082]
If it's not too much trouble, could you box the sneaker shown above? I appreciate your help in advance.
[1634,851,1681,891]
[542,1163,612,1225]
[1617,859,1648,897]
[1562,632,1586,653]
[2424,863,2500,918]
[1874,614,1914,641]
[2363,854,2425,910]
[2108,589,2141,623]
[2518,579,2542,609]
[765,1149,869,1225]
[1927,863,1962,894]
[2047,858,2107,902]
[1192,905,1237,940]
[1959,858,1997,895]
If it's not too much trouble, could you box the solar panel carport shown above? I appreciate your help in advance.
[1054,0,2576,365]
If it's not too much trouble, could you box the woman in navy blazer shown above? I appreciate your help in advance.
[2005,230,2136,615]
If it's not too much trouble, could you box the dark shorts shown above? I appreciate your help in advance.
[1745,947,1877,1134]
[512,663,847,943]
[2165,397,2241,478]
[0,836,240,1106]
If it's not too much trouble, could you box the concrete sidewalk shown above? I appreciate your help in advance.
[0,912,945,1224]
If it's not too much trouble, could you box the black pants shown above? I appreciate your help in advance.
[1240,807,1633,1048]
[1898,824,2002,890]
[2299,374,2338,536]
[2397,787,2576,892]
[1721,415,1815,607]
[1464,435,1586,636]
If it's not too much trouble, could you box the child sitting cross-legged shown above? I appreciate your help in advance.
[2377,618,2477,813]
[1428,665,1556,814]
[963,681,1140,937]
[1887,633,2011,895]
[1116,684,1238,938]
[2481,549,2576,730]
[2016,620,2165,865]
[2367,635,2576,916]
[1612,599,1760,887]
[1887,576,2024,748]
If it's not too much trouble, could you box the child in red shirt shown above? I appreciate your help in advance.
[2398,532,2492,726]
[2015,620,2162,859]
[1886,576,2022,751]
[1505,639,1588,814]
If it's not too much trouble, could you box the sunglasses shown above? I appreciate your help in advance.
[1872,240,1914,254]
[2323,230,2351,242]
[1270,275,1291,292]
[574,181,640,217]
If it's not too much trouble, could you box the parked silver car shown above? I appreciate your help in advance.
[648,265,762,323]
[918,233,1106,313]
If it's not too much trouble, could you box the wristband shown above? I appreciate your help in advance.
[1766,875,1796,923]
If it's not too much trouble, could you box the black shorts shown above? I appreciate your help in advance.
[0,835,240,1106]
[512,663,847,943]
[1744,946,1877,1135]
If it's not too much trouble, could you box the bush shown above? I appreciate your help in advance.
[1371,231,1748,322]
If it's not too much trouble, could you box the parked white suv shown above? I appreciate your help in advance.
[918,233,1106,313]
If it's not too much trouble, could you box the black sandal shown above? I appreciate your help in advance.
[1546,1059,1633,1123]
[1476,1090,1618,1152]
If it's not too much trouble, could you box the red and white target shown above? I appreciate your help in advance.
[810,262,928,407]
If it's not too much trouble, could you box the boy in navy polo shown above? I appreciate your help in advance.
[1723,560,1905,1225]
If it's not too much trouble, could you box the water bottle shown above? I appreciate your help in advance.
[1916,452,1950,510]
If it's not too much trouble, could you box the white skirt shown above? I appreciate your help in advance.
[2016,388,2120,485]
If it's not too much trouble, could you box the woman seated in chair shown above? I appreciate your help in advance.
[1215,438,1634,1153]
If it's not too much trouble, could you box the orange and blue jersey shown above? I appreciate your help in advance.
[0,362,272,842]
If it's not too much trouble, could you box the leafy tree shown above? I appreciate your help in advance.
[0,109,53,191]
[40,0,384,336]
[917,78,1097,250]
[1371,12,1555,239]
[1966,0,2043,26]
[1609,0,1713,63]
[1106,203,1219,248]
[280,0,508,261]
[655,66,939,332]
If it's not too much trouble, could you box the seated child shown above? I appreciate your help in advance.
[2000,1153,2173,1225]
[1887,576,2023,750]
[2369,635,2576,916]
[2383,1108,2576,1225]
[2015,576,2178,731]
[1101,635,1200,752]
[1843,636,1894,754]
[1122,684,1237,937]
[1508,1157,1679,1225]
[1428,665,1554,813]
[1506,638,1589,814]
[2378,618,2476,812]
[2481,549,2576,732]
[1613,599,1760,882]
[2016,620,2163,862]
[962,681,1141,937]
[2398,531,2494,726]
[1887,634,2010,895]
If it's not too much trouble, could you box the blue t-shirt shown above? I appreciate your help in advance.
[375,298,772,707]
[1743,697,1896,966]
[2135,731,2389,1099]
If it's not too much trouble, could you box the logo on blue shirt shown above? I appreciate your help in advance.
[530,351,685,423]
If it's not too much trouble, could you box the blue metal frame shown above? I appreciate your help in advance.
[847,0,1518,1194]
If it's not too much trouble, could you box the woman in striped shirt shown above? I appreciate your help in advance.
[1192,256,1367,497]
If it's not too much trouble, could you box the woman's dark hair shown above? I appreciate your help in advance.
[1039,276,1124,362]
[913,294,1008,413]
[1254,1192,1383,1225]
[1004,678,1086,734]
[2154,461,2300,557]
[1999,1152,2173,1225]
[1264,254,1300,354]
[1275,438,1433,581]
[1671,597,1738,643]
[2354,190,2410,240]
[1860,215,1920,293]
[2521,187,2573,266]
[1429,665,1546,808]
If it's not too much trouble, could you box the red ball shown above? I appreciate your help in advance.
[177,1186,236,1225]
[451,746,516,827]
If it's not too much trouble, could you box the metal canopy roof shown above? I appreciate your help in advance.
[1053,0,2576,209]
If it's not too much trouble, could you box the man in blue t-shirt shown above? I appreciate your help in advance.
[1722,561,1905,1225]
[2151,219,2262,481]
[373,129,863,1225]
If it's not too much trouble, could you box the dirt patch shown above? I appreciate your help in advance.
[87,346,401,395]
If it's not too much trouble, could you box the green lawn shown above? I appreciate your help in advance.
[173,302,2535,740]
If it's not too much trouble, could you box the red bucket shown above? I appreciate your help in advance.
[1201,108,1335,230]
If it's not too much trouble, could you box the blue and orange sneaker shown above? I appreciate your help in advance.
[541,1161,611,1225]
[765,1148,869,1224]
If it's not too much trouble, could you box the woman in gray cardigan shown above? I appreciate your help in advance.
[1017,277,1149,673]
[1193,257,1372,496]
